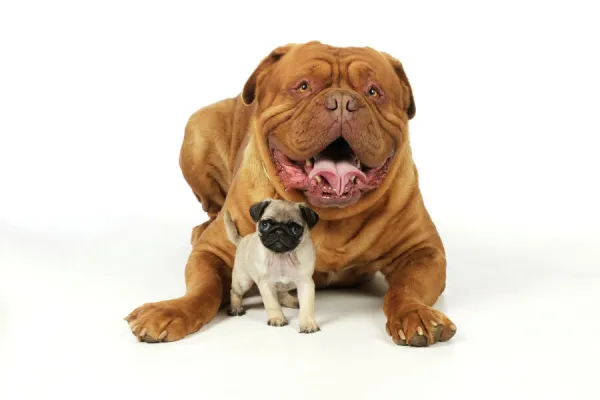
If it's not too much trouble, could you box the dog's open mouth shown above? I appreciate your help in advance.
[269,138,391,207]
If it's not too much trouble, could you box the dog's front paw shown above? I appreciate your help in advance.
[267,316,288,327]
[125,299,193,343]
[299,318,320,334]
[385,304,456,347]
[227,306,246,316]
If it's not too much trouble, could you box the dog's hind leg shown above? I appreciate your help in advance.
[227,269,253,316]
[277,291,299,309]
[179,98,243,244]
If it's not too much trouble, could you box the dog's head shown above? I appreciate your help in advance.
[248,199,319,254]
[243,41,415,214]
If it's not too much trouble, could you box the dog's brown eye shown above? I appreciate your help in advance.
[368,86,380,98]
[298,82,310,93]
[291,224,303,236]
[259,221,270,231]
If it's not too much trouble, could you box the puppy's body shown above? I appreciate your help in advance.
[223,199,320,333]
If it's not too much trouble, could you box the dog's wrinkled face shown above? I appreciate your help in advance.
[243,41,415,208]
[249,199,319,254]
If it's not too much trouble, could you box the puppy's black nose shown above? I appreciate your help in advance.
[275,229,284,236]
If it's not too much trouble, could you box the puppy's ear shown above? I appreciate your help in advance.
[242,45,293,105]
[299,205,319,229]
[382,53,416,120]
[249,200,271,222]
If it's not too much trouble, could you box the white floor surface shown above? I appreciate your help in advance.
[2,218,599,400]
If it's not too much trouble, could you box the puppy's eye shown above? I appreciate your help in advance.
[298,81,310,93]
[259,221,270,231]
[291,224,303,236]
[367,86,380,98]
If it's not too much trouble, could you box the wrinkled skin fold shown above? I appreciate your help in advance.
[125,41,456,347]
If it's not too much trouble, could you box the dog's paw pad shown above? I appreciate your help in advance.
[396,328,407,345]
[408,327,428,347]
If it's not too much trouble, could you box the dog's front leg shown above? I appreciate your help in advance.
[125,213,234,343]
[297,279,319,333]
[382,247,457,347]
[257,281,288,326]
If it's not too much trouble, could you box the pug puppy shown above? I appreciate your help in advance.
[223,198,320,333]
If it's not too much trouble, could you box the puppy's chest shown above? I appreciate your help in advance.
[265,253,299,290]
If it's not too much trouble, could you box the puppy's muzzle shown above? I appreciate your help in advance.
[260,226,300,253]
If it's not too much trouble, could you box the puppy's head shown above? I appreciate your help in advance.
[249,199,319,254]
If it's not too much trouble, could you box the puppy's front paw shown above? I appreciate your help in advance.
[227,306,246,316]
[267,316,288,327]
[299,318,320,334]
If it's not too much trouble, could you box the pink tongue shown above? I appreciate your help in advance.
[309,156,366,195]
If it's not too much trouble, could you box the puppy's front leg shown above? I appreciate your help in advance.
[297,279,320,333]
[257,281,288,327]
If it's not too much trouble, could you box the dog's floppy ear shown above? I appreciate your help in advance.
[249,200,271,222]
[383,53,416,120]
[299,205,319,229]
[242,45,292,105]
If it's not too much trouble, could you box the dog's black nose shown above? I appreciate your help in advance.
[275,229,284,236]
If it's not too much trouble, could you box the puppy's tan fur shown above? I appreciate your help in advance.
[126,41,456,347]
[223,199,319,333]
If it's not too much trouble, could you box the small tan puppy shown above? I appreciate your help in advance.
[223,198,320,333]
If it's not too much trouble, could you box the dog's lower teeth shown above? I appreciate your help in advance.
[305,159,313,167]
[315,175,322,183]
[351,176,356,183]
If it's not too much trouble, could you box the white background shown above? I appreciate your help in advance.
[1,1,599,399]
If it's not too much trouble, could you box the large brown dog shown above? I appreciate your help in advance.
[125,41,456,347]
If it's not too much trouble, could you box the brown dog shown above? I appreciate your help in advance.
[125,41,456,347]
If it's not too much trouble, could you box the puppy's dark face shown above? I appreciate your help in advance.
[249,199,319,254]
[257,218,304,253]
